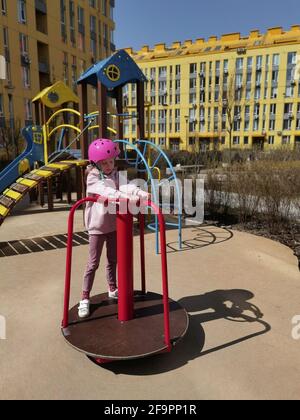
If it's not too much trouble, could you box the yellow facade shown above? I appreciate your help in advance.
[0,0,115,127]
[125,26,300,151]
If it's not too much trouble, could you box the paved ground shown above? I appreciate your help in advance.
[0,202,300,400]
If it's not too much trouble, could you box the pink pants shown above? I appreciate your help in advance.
[82,232,117,294]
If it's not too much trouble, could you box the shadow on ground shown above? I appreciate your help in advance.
[167,226,233,253]
[93,288,271,376]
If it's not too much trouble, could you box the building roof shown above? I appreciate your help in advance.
[77,49,147,89]
[32,81,79,108]
[125,25,300,62]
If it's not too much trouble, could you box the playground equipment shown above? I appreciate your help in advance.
[0,50,183,255]
[62,196,188,363]
[77,49,183,251]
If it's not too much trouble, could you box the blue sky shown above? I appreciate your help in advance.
[115,0,299,50]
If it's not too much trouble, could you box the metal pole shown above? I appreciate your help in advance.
[139,213,146,294]
[117,205,134,322]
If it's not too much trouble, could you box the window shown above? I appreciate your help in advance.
[223,59,228,73]
[189,137,196,146]
[22,66,30,88]
[169,109,173,132]
[24,98,32,121]
[18,0,26,24]
[189,79,196,95]
[190,63,197,75]
[89,0,96,7]
[159,137,166,147]
[90,15,97,57]
[175,109,180,132]
[8,94,14,124]
[273,54,280,67]
[283,119,292,131]
[236,58,243,71]
[0,94,4,116]
[247,57,253,69]
[19,33,28,54]
[1,0,7,15]
[102,0,107,16]
[78,6,85,51]
[61,0,67,42]
[233,136,240,145]
[271,87,278,99]
[71,55,77,89]
[282,135,291,145]
[159,66,167,78]
[287,52,297,66]
[63,52,68,85]
[69,0,76,47]
[268,136,275,145]
[110,1,114,19]
[244,136,249,145]
[234,106,241,131]
[256,55,263,69]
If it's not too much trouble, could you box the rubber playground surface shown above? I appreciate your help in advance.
[0,203,300,400]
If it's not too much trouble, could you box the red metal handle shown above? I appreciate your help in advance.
[62,197,171,352]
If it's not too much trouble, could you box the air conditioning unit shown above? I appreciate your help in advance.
[291,80,296,86]
[21,53,31,65]
[224,69,229,75]
[288,112,294,119]
[199,71,205,78]
[256,81,261,87]
[4,82,14,90]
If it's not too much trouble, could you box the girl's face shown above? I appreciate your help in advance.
[99,158,115,175]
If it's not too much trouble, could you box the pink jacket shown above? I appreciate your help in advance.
[85,167,149,235]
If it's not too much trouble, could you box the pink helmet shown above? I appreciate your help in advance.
[88,139,120,163]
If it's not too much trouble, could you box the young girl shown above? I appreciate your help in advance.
[78,139,150,319]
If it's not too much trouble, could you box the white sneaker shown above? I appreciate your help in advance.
[108,289,118,300]
[78,300,90,318]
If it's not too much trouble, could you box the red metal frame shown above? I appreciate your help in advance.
[62,197,171,353]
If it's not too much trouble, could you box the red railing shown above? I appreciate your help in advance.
[62,197,171,352]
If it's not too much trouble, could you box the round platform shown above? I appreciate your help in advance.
[62,292,189,361]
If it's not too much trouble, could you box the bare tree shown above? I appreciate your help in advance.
[219,71,246,163]
[0,124,12,161]
[11,118,24,158]
[0,119,24,161]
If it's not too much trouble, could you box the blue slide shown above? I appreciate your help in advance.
[0,126,44,193]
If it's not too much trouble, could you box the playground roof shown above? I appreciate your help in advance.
[32,81,79,108]
[77,49,147,90]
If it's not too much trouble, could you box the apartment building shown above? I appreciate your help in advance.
[0,0,115,128]
[124,26,300,151]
